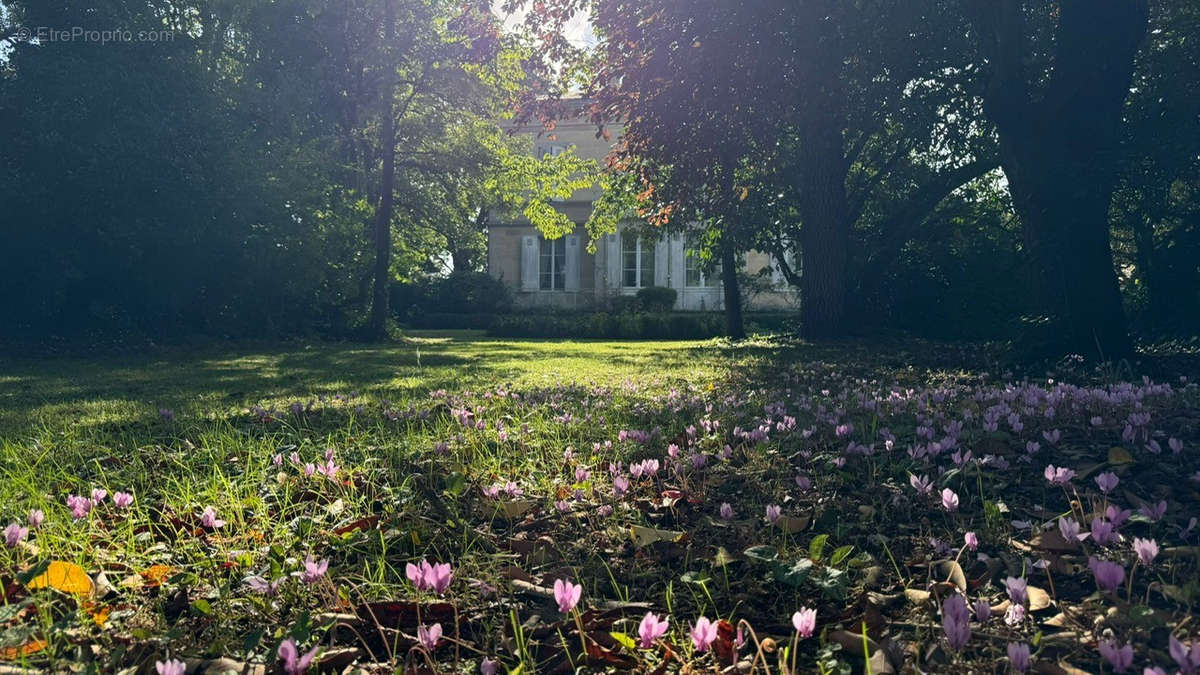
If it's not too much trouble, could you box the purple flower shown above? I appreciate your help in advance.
[554,579,582,614]
[1139,500,1167,522]
[1169,437,1184,454]
[28,509,44,528]
[964,531,978,551]
[941,488,959,512]
[112,491,134,508]
[301,555,328,584]
[1059,517,1082,542]
[90,488,107,504]
[1132,537,1158,566]
[792,607,817,638]
[4,523,28,548]
[719,503,734,521]
[690,616,718,652]
[199,506,225,529]
[613,475,630,497]
[480,658,499,675]
[1044,465,1076,486]
[795,475,812,491]
[972,598,991,622]
[1007,642,1032,672]
[1169,634,1200,674]
[1004,603,1026,626]
[278,637,319,675]
[638,611,670,648]
[910,474,933,496]
[942,594,971,651]
[1095,472,1119,493]
[574,467,590,483]
[155,660,187,675]
[418,623,442,651]
[1106,505,1132,528]
[1005,576,1028,606]
[1091,518,1117,546]
[246,575,282,595]
[765,504,782,524]
[1090,557,1126,592]
[406,559,452,594]
[1098,640,1133,673]
[66,495,92,520]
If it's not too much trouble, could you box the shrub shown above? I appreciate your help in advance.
[636,286,677,313]
[392,272,512,319]
[487,312,723,340]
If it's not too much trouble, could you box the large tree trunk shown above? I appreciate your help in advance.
[719,232,746,340]
[795,125,851,340]
[368,0,397,340]
[975,0,1146,359]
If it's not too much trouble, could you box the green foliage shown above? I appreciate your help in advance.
[487,312,724,340]
[634,286,677,313]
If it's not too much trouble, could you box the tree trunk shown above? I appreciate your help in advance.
[975,0,1146,359]
[795,126,850,340]
[720,233,745,340]
[368,0,397,340]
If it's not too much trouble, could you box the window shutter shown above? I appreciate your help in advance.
[520,236,538,291]
[654,236,668,287]
[564,235,580,291]
[669,234,686,290]
[605,232,622,289]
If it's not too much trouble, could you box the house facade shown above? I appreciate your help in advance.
[486,116,798,312]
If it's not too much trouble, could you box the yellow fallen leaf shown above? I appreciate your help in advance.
[84,601,111,627]
[26,561,94,596]
[498,500,536,519]
[629,525,685,547]
[1107,446,1134,465]
[140,564,176,587]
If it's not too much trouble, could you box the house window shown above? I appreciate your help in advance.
[622,236,656,288]
[685,242,718,287]
[540,237,566,290]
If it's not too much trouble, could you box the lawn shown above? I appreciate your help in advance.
[1,334,1198,674]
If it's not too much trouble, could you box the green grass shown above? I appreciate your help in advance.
[0,331,729,436]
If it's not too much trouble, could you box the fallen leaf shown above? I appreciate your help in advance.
[940,560,967,593]
[1107,446,1134,465]
[25,561,93,596]
[629,525,685,548]
[1028,586,1053,611]
[0,638,47,660]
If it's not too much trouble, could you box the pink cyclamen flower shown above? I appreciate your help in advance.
[405,559,452,594]
[1139,500,1167,522]
[1095,472,1119,493]
[1058,517,1082,542]
[942,594,971,651]
[112,491,134,508]
[972,599,990,621]
[719,503,734,521]
[66,495,92,520]
[1005,576,1028,606]
[278,637,319,675]
[941,488,959,512]
[638,611,670,648]
[155,660,187,675]
[613,475,630,497]
[964,531,978,552]
[575,467,590,483]
[480,658,499,675]
[1132,537,1158,566]
[301,555,328,584]
[1168,437,1184,454]
[1004,603,1026,626]
[792,607,817,638]
[1090,557,1125,592]
[246,575,282,595]
[4,523,28,548]
[1091,518,1117,546]
[553,579,582,614]
[1098,640,1133,673]
[1106,505,1132,528]
[28,509,44,529]
[765,505,782,524]
[199,506,225,529]
[910,474,933,496]
[90,488,107,504]
[1169,634,1200,674]
[1007,642,1032,671]
[1044,465,1076,486]
[417,623,442,651]
[690,616,719,652]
